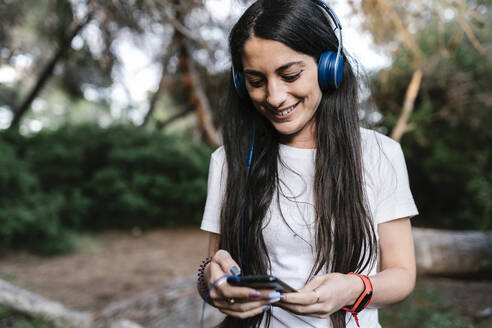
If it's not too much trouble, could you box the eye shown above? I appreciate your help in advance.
[282,71,302,82]
[247,78,265,88]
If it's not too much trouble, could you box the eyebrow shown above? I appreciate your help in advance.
[244,61,306,76]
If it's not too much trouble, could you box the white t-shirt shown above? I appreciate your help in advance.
[200,128,419,328]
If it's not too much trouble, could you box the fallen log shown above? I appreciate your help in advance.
[0,278,92,327]
[0,275,223,328]
[413,227,492,277]
[0,279,142,328]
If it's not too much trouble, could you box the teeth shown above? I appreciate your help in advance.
[278,104,295,116]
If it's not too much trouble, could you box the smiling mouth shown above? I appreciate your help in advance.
[270,102,300,117]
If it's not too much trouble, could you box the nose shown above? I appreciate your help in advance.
[266,79,287,108]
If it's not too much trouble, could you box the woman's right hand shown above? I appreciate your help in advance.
[205,249,281,319]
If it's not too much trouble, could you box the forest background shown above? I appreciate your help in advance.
[0,0,490,327]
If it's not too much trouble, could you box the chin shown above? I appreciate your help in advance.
[272,122,303,136]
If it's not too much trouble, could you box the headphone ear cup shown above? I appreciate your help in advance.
[318,51,344,91]
[233,71,249,99]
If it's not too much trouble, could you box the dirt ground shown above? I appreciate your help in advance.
[0,227,491,326]
[0,227,209,311]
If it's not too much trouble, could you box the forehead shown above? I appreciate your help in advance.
[241,36,314,72]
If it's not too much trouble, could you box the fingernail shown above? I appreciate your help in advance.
[269,292,281,299]
[230,266,241,276]
[269,297,281,304]
[249,291,261,298]
[280,295,286,301]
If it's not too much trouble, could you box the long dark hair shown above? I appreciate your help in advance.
[219,1,378,327]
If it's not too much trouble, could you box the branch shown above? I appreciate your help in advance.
[391,69,422,142]
[453,0,490,28]
[147,0,211,55]
[162,9,211,53]
[375,0,424,60]
[140,34,179,127]
[456,15,487,56]
[156,107,194,129]
[8,1,97,129]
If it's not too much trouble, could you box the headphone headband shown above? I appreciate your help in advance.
[313,0,343,32]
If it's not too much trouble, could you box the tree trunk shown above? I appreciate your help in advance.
[413,227,492,277]
[172,0,219,147]
[178,41,221,148]
[8,9,95,130]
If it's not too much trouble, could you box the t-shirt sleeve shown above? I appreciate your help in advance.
[200,148,227,234]
[373,142,419,225]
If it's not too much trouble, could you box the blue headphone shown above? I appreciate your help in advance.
[233,0,344,99]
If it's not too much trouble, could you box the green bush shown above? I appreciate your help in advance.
[0,138,74,255]
[0,124,212,253]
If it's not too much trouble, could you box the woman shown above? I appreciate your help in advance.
[197,0,418,327]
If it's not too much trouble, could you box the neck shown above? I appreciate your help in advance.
[280,137,316,149]
[279,122,316,149]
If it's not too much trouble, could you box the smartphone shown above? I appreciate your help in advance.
[227,275,297,293]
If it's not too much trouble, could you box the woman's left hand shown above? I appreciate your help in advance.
[276,273,364,319]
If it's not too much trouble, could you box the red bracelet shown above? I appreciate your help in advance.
[342,272,373,327]
[197,257,212,292]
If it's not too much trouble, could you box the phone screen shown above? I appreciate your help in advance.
[227,275,297,293]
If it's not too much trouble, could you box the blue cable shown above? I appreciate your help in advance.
[240,121,256,271]
[201,121,256,328]
[239,122,256,328]
[247,121,257,172]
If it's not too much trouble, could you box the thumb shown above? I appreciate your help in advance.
[213,249,241,276]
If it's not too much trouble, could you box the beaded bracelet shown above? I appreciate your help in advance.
[197,256,212,292]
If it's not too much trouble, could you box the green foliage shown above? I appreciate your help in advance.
[0,137,75,255]
[0,124,212,254]
[380,285,476,328]
[370,6,492,230]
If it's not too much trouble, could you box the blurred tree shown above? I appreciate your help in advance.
[345,0,492,229]
[2,1,94,119]
[0,0,241,147]
[8,0,97,128]
[138,0,221,147]
[0,0,134,129]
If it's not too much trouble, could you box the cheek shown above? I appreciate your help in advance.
[312,89,322,108]
[247,89,263,102]
[246,89,266,110]
[296,85,322,109]
[294,73,322,103]
[307,78,323,107]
